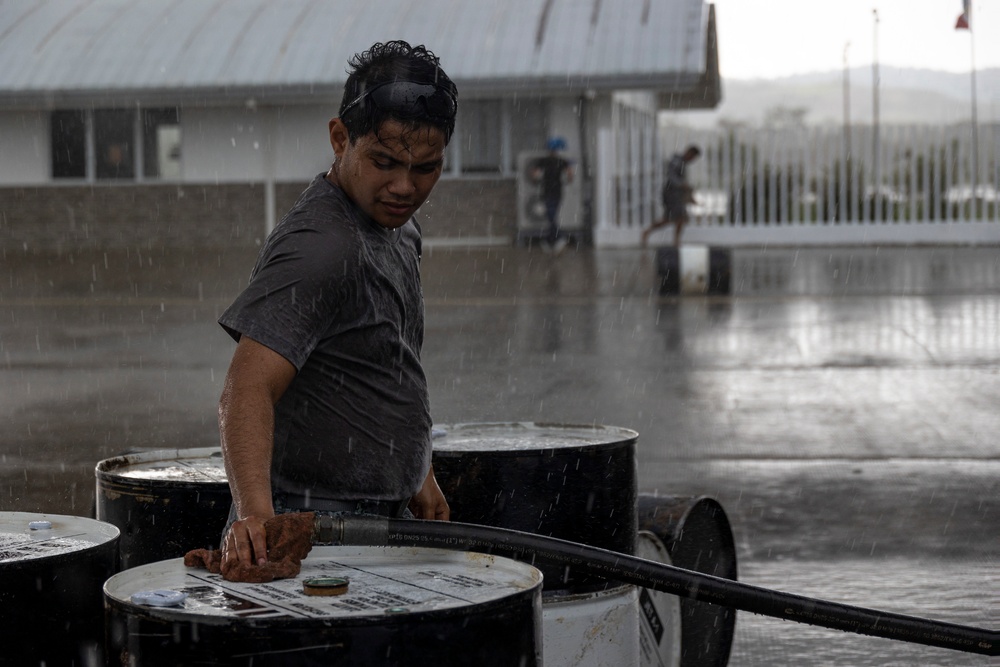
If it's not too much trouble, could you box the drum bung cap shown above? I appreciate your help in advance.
[131,590,189,607]
[302,577,350,596]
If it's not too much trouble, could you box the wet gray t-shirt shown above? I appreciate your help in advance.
[219,174,431,501]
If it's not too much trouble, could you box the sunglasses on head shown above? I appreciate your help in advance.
[341,81,457,122]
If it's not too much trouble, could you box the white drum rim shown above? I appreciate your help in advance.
[542,583,636,605]
[95,447,226,483]
[0,511,120,565]
[432,421,639,453]
[104,545,544,622]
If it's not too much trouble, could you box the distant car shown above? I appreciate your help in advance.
[946,184,999,204]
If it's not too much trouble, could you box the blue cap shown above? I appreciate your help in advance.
[546,137,567,151]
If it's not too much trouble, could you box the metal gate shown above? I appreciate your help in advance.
[595,123,1000,247]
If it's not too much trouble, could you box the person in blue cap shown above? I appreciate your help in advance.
[531,137,575,253]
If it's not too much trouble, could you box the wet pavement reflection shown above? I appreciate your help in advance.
[1,243,997,665]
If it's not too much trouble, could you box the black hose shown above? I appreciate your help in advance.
[330,515,998,657]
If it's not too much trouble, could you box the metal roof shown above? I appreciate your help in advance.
[0,0,718,108]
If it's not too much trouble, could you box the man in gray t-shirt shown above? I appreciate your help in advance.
[218,41,458,571]
[219,174,430,500]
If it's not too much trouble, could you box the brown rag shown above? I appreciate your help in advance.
[184,511,316,583]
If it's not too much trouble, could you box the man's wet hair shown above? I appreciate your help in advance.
[340,40,458,144]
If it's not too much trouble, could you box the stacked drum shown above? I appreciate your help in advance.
[1,430,737,665]
[94,446,545,666]
[431,422,647,666]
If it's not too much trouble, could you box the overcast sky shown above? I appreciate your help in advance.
[711,0,998,80]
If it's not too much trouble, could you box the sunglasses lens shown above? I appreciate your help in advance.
[370,83,456,120]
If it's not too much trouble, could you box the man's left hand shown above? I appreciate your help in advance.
[409,466,450,521]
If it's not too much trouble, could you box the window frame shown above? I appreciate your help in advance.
[448,97,548,178]
[50,107,181,183]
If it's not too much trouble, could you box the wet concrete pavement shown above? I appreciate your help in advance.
[2,242,998,665]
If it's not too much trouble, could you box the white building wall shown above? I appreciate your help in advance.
[547,97,580,153]
[181,106,269,183]
[586,95,616,238]
[545,96,585,233]
[0,110,48,185]
[592,92,661,246]
[181,104,333,184]
[271,104,335,181]
[612,91,658,114]
[585,95,616,153]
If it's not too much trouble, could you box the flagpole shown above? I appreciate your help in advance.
[843,42,851,222]
[969,15,979,201]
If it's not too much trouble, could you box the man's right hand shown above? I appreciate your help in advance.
[222,515,272,568]
[219,335,295,570]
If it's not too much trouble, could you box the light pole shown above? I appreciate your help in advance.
[843,42,852,222]
[872,8,881,219]
[843,42,851,157]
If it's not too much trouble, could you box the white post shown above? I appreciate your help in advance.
[802,127,814,224]
[932,125,941,224]
[263,107,277,235]
[133,107,144,182]
[919,126,930,223]
[500,102,512,177]
[595,128,614,238]
[85,110,96,183]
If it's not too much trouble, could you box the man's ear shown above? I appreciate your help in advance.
[328,118,350,156]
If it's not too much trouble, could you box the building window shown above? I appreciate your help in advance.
[143,108,181,179]
[456,98,547,174]
[51,107,181,181]
[95,109,135,180]
[459,100,503,173]
[51,110,86,179]
[508,98,547,170]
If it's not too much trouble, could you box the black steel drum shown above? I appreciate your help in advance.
[95,447,231,570]
[0,511,119,666]
[104,545,543,667]
[638,494,738,667]
[432,422,638,591]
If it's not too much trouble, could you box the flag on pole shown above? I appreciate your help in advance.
[956,0,971,29]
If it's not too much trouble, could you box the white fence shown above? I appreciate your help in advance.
[594,123,1000,247]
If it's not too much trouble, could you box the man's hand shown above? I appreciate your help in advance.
[222,514,272,569]
[409,466,450,521]
[191,512,315,583]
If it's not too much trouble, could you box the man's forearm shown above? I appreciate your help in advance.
[219,385,277,521]
[218,336,296,522]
